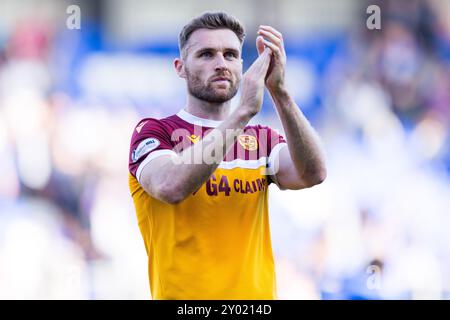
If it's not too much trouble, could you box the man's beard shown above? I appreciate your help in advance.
[185,68,239,103]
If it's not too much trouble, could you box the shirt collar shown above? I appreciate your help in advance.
[176,109,224,128]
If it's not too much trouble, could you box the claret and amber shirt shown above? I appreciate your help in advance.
[128,109,287,300]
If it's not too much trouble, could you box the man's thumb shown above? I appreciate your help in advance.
[256,36,265,56]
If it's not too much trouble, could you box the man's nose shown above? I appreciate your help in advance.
[214,53,228,72]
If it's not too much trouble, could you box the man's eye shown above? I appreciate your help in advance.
[200,52,212,57]
[225,52,237,59]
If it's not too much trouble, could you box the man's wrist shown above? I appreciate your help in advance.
[232,106,256,126]
[269,86,294,111]
[268,84,289,100]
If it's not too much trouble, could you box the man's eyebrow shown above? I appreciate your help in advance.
[195,47,240,54]
[224,48,240,54]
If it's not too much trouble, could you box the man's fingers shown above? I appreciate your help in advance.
[257,29,282,48]
[259,25,283,41]
[261,39,281,58]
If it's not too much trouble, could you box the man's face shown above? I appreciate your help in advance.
[181,28,243,103]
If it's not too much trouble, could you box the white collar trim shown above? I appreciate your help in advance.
[176,109,223,128]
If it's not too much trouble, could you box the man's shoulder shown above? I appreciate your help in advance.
[132,114,182,135]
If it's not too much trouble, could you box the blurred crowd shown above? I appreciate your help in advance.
[0,0,450,299]
[272,0,450,299]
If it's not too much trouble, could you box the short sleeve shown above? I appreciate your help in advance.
[129,118,177,183]
[265,127,287,186]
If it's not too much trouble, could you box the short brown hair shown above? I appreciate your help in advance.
[178,12,246,57]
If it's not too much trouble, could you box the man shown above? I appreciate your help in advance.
[128,12,327,299]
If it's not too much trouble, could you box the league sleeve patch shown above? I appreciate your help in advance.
[131,138,160,162]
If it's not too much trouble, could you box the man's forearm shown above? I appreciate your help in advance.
[269,88,327,183]
[158,108,252,201]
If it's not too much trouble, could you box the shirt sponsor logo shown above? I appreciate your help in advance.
[204,174,267,196]
[132,138,160,162]
[238,135,258,151]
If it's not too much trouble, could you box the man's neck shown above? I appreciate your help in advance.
[185,94,231,121]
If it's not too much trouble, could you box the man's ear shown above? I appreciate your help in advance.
[174,58,186,79]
